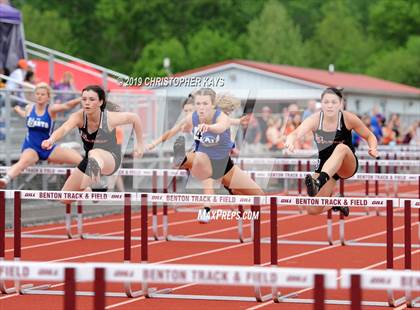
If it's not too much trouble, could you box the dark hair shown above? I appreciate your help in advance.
[24,71,34,82]
[321,87,344,100]
[182,93,194,108]
[82,85,120,111]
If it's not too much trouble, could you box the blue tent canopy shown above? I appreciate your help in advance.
[0,4,26,70]
[0,3,22,24]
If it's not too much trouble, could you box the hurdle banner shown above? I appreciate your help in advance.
[341,269,420,308]
[0,191,166,298]
[1,162,419,176]
[147,192,401,208]
[358,145,420,151]
[1,191,419,306]
[0,260,338,306]
[232,158,420,168]
[2,260,419,308]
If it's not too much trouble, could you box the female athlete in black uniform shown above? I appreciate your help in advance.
[285,87,378,216]
[42,85,143,193]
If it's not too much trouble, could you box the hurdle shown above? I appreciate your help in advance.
[0,190,168,298]
[341,269,420,308]
[268,196,419,307]
[0,260,338,307]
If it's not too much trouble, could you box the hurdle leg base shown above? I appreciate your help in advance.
[19,284,52,294]
[0,282,17,294]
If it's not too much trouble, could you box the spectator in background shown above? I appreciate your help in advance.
[382,117,396,145]
[0,68,9,110]
[54,71,77,104]
[370,105,383,143]
[23,71,36,103]
[236,113,261,153]
[6,59,28,103]
[389,113,402,143]
[256,106,271,145]
[302,100,317,120]
[0,67,9,88]
[402,121,420,145]
[266,117,284,151]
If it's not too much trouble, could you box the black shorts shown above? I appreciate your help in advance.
[210,156,234,179]
[77,149,122,176]
[315,152,358,180]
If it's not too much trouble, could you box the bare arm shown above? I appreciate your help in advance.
[41,111,82,149]
[285,113,318,151]
[200,112,230,134]
[49,97,81,114]
[148,114,192,150]
[109,112,143,145]
[345,111,378,158]
[14,104,31,118]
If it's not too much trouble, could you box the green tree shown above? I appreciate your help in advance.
[366,36,420,87]
[246,0,306,66]
[132,38,187,77]
[186,28,243,68]
[307,0,373,73]
[369,0,420,48]
[21,4,74,54]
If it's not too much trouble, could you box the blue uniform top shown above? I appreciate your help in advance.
[192,109,234,160]
[21,105,55,160]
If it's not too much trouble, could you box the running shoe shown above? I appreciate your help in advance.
[305,174,320,197]
[332,193,350,217]
[332,206,350,217]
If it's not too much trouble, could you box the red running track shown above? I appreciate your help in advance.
[0,193,419,309]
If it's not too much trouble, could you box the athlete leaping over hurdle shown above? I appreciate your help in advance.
[285,87,378,216]
[172,88,264,197]
[41,85,144,195]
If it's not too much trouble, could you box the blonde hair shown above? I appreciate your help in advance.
[35,82,52,98]
[192,88,216,105]
[216,93,241,114]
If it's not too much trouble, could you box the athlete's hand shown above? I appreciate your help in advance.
[239,115,250,126]
[284,135,295,152]
[368,147,379,159]
[133,145,144,158]
[41,138,54,150]
[197,123,211,133]
[146,143,155,151]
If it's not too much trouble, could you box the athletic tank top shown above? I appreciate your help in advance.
[314,111,354,158]
[192,109,234,160]
[79,110,120,155]
[25,104,54,145]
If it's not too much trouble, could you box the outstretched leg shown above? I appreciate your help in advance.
[0,149,39,188]
[221,166,264,196]
[48,146,83,165]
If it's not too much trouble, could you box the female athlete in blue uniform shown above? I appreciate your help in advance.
[0,83,82,188]
[42,85,144,193]
[172,88,263,196]
[285,87,378,216]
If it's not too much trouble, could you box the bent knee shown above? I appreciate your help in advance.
[334,143,351,153]
[87,149,101,158]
